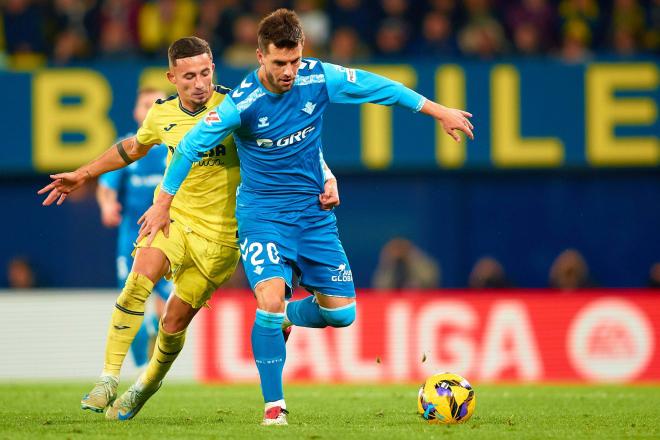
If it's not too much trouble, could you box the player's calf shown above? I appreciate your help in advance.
[319,302,356,328]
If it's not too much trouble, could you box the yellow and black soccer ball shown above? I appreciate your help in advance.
[417,372,476,424]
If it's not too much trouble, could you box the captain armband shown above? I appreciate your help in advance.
[116,140,135,165]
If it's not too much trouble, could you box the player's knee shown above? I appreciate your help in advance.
[255,283,285,313]
[117,272,154,309]
[320,302,356,328]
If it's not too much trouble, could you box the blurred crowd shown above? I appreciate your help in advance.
[371,238,660,291]
[1,0,658,69]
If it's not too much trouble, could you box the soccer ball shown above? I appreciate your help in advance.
[417,372,476,424]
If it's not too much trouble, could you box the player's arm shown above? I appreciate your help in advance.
[322,62,473,142]
[96,170,124,228]
[136,98,241,245]
[38,136,155,206]
[319,158,339,210]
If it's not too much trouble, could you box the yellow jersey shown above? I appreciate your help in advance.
[136,85,239,246]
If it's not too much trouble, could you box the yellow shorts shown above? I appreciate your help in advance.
[135,220,240,308]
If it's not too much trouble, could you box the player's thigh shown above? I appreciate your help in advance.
[133,220,187,284]
[297,214,356,299]
[175,237,240,309]
[238,223,296,297]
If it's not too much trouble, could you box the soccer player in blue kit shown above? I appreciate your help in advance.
[96,88,172,371]
[137,9,474,425]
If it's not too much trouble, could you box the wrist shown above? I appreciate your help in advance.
[77,168,94,181]
[155,191,174,208]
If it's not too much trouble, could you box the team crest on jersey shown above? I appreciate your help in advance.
[204,111,221,126]
[301,101,316,115]
[258,116,270,128]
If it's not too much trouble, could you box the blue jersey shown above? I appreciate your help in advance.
[99,135,168,219]
[161,60,425,211]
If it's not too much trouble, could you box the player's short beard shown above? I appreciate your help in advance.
[264,66,292,93]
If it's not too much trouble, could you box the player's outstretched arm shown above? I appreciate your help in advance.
[322,62,473,143]
[38,136,153,206]
[136,99,242,246]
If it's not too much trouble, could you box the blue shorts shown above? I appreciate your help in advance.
[237,207,355,299]
[117,224,172,301]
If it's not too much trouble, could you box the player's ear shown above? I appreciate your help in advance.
[166,69,176,85]
[256,48,263,65]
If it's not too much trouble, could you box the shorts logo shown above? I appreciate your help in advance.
[330,263,353,282]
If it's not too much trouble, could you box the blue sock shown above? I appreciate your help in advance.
[252,309,286,403]
[285,295,327,328]
[130,318,150,367]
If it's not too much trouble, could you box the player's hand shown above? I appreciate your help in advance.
[319,177,340,210]
[136,203,170,247]
[438,105,474,142]
[37,170,90,206]
[101,202,122,228]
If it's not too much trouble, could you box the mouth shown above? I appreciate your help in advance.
[280,78,293,87]
[192,91,207,99]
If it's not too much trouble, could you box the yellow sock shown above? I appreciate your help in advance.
[101,272,153,376]
[140,321,186,388]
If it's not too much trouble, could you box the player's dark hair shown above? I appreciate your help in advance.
[168,37,212,66]
[257,8,304,52]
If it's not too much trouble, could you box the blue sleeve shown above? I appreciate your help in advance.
[98,167,124,191]
[161,97,241,195]
[322,62,426,112]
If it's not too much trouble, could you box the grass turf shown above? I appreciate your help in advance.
[0,382,658,439]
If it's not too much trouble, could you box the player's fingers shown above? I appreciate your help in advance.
[43,190,60,206]
[164,222,170,238]
[146,227,157,247]
[56,193,68,206]
[135,230,146,246]
[37,183,56,195]
[461,125,474,140]
[466,119,474,130]
[461,111,473,118]
[137,214,145,225]
[447,128,461,143]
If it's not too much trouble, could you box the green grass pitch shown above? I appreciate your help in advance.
[0,382,658,439]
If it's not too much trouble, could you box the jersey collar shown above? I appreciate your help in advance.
[178,98,208,117]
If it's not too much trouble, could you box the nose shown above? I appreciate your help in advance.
[194,75,204,89]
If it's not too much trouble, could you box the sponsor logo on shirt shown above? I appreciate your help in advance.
[258,116,270,128]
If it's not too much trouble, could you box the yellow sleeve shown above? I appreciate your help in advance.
[136,106,161,146]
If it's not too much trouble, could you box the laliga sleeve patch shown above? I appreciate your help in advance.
[346,68,356,83]
[204,111,221,126]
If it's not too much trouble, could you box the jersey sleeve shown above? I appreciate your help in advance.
[322,62,426,112]
[98,167,124,191]
[135,106,161,146]
[160,97,241,195]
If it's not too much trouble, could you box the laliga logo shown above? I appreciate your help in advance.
[567,298,654,382]
[204,111,221,126]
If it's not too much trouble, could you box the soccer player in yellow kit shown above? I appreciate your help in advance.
[39,36,340,420]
